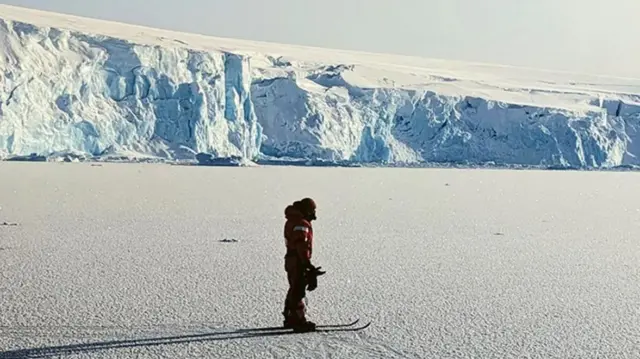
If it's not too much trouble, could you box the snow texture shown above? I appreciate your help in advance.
[1,162,639,358]
[2,5,640,169]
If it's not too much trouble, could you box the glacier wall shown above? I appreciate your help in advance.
[2,15,640,169]
[0,18,261,160]
[252,66,640,168]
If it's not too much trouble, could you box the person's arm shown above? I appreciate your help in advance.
[292,223,313,269]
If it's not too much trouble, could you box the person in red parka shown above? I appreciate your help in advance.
[282,197,324,332]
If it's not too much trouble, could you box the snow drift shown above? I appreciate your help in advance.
[2,5,640,169]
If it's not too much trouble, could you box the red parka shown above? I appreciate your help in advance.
[283,204,313,269]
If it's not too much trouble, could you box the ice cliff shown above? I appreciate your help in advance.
[0,16,261,160]
[2,5,640,169]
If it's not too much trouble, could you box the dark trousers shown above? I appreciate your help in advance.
[283,257,307,323]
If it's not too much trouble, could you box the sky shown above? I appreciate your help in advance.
[2,0,639,78]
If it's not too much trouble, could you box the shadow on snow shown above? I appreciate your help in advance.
[0,320,366,358]
[0,327,305,358]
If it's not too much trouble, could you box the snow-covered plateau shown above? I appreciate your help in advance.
[2,5,640,169]
[1,162,639,358]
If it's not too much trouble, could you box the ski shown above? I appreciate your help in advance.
[317,319,362,329]
[234,319,361,333]
[315,321,371,332]
[235,321,371,338]
[254,320,370,334]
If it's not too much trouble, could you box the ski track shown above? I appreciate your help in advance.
[0,162,639,358]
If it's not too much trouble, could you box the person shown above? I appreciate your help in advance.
[282,197,324,332]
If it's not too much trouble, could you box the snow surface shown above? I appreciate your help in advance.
[1,162,639,358]
[2,5,640,169]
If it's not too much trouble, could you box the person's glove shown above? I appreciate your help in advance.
[306,265,325,291]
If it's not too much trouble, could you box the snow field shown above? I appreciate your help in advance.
[0,162,638,358]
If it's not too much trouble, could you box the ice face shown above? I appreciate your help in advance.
[2,5,640,169]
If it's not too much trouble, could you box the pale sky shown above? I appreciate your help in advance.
[2,0,639,77]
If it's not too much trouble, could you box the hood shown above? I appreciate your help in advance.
[285,204,304,220]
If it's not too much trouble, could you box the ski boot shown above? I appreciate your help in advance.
[283,313,316,332]
[282,310,294,329]
[292,320,316,333]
